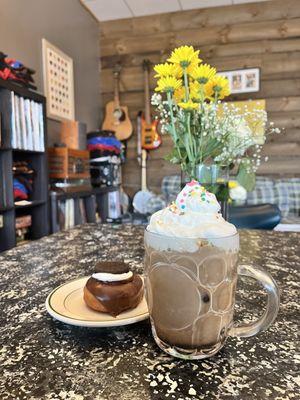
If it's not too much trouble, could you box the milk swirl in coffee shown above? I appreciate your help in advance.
[144,181,239,356]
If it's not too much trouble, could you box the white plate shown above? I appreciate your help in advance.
[45,276,149,327]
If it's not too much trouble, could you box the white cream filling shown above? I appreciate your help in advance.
[92,271,133,282]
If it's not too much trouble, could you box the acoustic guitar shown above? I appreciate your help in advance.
[141,60,162,150]
[102,63,133,141]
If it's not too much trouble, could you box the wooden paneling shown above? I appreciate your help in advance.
[100,0,300,38]
[99,0,300,196]
[101,19,300,57]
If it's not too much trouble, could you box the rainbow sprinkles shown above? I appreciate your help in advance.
[174,180,216,212]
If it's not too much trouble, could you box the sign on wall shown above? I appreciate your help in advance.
[42,38,75,121]
[218,68,260,94]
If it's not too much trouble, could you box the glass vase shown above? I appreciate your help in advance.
[181,164,229,220]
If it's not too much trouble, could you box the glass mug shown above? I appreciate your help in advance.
[144,230,280,360]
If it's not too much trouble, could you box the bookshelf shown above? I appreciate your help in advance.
[50,186,119,232]
[0,78,49,252]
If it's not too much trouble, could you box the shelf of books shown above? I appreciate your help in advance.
[50,186,120,233]
[0,78,49,252]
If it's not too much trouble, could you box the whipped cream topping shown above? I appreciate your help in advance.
[148,180,237,239]
[92,271,133,282]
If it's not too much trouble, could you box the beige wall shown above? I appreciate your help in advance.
[0,0,101,145]
[99,0,300,197]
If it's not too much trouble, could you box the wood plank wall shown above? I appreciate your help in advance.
[99,0,300,197]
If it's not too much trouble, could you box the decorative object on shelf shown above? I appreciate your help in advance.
[42,38,75,121]
[152,45,282,199]
[16,214,32,244]
[13,161,34,202]
[48,147,90,180]
[87,130,122,157]
[90,157,121,188]
[219,68,260,94]
[15,215,32,228]
[60,120,87,150]
[102,63,133,141]
[87,130,122,188]
[141,59,162,151]
[0,51,36,90]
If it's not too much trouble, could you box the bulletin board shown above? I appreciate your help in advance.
[42,38,75,121]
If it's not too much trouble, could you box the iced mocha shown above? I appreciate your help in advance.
[144,180,238,354]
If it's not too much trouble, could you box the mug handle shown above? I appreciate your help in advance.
[228,264,280,338]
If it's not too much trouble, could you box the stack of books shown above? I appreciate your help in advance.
[10,92,45,151]
[57,198,87,231]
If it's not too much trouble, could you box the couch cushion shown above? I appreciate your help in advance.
[146,195,166,215]
[246,177,276,206]
[161,175,181,203]
[275,178,300,217]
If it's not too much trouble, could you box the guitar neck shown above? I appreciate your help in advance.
[141,150,147,190]
[144,68,151,124]
[137,114,142,159]
[113,75,120,109]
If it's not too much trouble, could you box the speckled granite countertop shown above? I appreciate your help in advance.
[0,224,299,400]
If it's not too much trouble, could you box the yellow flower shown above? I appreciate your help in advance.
[189,81,201,102]
[168,46,201,68]
[155,76,182,93]
[173,87,185,103]
[228,181,238,189]
[154,63,182,78]
[190,63,216,84]
[205,75,230,100]
[178,100,199,111]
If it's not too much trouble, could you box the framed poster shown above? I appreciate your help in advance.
[42,38,75,121]
[218,68,260,94]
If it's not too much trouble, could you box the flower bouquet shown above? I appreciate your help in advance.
[151,46,281,197]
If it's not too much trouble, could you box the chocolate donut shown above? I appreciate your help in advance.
[83,261,143,317]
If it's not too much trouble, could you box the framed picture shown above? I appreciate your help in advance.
[42,38,75,121]
[218,68,260,94]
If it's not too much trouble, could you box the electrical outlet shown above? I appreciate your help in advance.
[0,215,3,228]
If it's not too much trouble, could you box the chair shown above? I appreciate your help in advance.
[228,203,281,230]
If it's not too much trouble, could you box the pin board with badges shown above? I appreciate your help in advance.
[42,38,75,121]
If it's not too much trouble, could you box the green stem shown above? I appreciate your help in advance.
[186,112,196,176]
[214,91,219,103]
[167,91,182,159]
[200,84,205,104]
[183,68,189,102]
[199,84,205,163]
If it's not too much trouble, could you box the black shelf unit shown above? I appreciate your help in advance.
[0,78,49,252]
